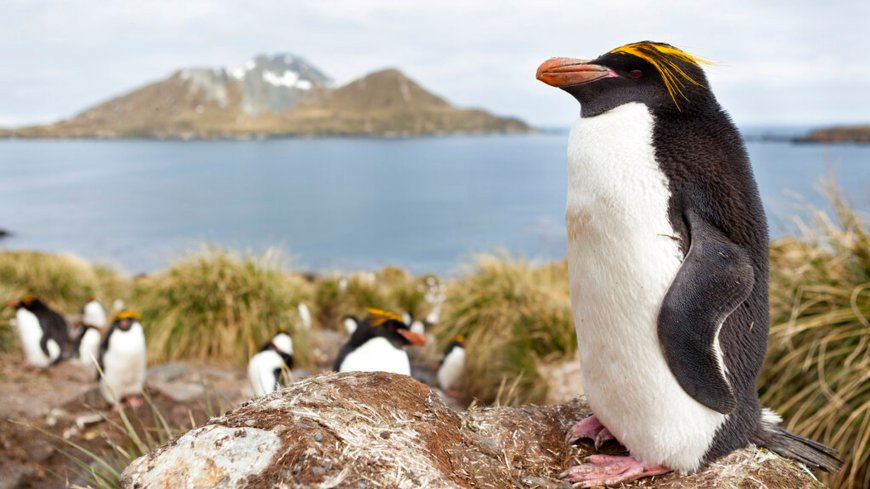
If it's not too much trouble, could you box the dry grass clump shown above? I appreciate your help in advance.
[432,254,575,405]
[312,266,430,330]
[760,190,869,489]
[134,247,313,367]
[0,250,127,312]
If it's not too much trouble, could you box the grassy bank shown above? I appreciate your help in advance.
[760,191,869,489]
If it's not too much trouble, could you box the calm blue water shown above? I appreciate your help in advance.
[0,135,867,274]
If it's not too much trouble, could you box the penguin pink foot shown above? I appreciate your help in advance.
[125,395,145,408]
[560,454,670,488]
[566,415,616,449]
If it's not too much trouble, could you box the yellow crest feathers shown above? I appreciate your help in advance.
[367,307,403,327]
[113,310,142,322]
[21,294,38,304]
[609,41,711,109]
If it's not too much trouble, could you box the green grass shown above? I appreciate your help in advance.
[760,189,869,489]
[133,247,314,367]
[431,254,575,405]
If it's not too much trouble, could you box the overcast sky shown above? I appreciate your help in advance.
[1,0,868,128]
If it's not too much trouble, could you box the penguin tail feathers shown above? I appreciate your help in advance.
[754,409,842,473]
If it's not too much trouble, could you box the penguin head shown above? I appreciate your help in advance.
[366,308,426,348]
[7,294,42,310]
[342,314,360,335]
[270,332,294,356]
[444,335,466,355]
[112,310,141,331]
[537,41,712,117]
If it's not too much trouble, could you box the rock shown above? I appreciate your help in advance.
[537,354,584,404]
[148,379,206,402]
[147,362,187,382]
[122,372,823,489]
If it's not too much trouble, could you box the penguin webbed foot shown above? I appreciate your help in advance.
[113,395,145,411]
[559,454,670,488]
[566,415,617,449]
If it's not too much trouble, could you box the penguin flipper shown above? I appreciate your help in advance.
[96,326,113,379]
[658,209,755,415]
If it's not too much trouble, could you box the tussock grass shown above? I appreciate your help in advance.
[134,247,313,367]
[312,266,429,330]
[760,189,869,489]
[0,250,127,311]
[432,254,575,405]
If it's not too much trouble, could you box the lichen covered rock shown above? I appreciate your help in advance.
[121,372,822,488]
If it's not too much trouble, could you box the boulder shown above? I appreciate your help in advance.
[121,372,822,488]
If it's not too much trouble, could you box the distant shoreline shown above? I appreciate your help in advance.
[2,126,869,144]
[0,128,537,142]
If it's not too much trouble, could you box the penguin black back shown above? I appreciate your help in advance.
[259,334,295,370]
[20,296,69,362]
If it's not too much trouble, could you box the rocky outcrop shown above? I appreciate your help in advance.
[121,372,822,488]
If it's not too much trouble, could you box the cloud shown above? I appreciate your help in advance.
[1,0,868,126]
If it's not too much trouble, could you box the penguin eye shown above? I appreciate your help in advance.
[628,69,643,79]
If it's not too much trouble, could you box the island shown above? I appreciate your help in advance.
[0,54,530,139]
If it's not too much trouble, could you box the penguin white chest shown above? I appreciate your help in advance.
[248,350,289,397]
[565,102,725,471]
[78,328,102,369]
[15,309,58,367]
[437,346,466,391]
[339,337,411,376]
[100,324,146,403]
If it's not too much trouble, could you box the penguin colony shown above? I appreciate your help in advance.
[7,295,149,407]
[537,40,839,486]
[7,295,463,405]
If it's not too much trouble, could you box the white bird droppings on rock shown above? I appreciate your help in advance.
[122,424,281,488]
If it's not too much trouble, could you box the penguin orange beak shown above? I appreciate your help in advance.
[6,299,18,308]
[536,57,617,87]
[398,329,427,346]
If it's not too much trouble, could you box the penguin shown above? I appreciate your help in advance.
[247,331,294,397]
[402,311,427,337]
[436,335,466,396]
[342,314,360,335]
[7,295,68,367]
[297,303,312,330]
[74,298,108,370]
[536,41,840,486]
[98,311,147,408]
[82,297,108,330]
[333,308,426,375]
